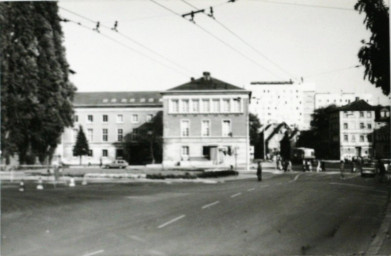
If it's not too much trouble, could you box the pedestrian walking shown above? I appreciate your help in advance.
[257,161,262,182]
[316,160,322,172]
[340,160,345,179]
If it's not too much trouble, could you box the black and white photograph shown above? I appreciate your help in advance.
[1,0,390,255]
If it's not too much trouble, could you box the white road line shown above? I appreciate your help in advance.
[130,235,146,243]
[247,188,255,191]
[158,215,186,229]
[231,192,242,198]
[289,174,302,183]
[202,201,220,209]
[83,250,104,256]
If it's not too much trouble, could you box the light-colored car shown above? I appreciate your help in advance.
[104,159,128,169]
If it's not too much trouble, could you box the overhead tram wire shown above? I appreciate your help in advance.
[180,0,294,78]
[305,65,362,78]
[149,0,283,79]
[256,0,355,12]
[59,6,193,76]
[61,18,190,78]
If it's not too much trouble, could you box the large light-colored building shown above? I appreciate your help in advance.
[248,81,315,130]
[162,72,251,169]
[315,92,374,109]
[55,92,162,165]
[329,100,376,160]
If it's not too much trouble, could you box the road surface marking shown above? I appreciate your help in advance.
[202,201,220,209]
[289,174,302,183]
[231,192,242,198]
[83,250,104,256]
[158,215,186,229]
[130,235,146,243]
[247,188,255,191]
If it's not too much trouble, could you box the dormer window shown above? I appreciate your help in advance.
[103,98,108,103]
[121,98,127,103]
[148,98,154,102]
[111,98,117,103]
[140,98,146,102]
[130,98,135,102]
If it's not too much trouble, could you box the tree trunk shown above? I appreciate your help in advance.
[79,155,82,166]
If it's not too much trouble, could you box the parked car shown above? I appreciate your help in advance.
[104,159,128,169]
[360,160,377,177]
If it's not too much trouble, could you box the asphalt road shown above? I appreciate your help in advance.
[1,172,390,256]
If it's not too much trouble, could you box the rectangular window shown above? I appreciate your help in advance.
[359,111,364,117]
[367,123,372,129]
[117,129,123,142]
[88,150,93,157]
[343,123,348,129]
[102,129,108,142]
[74,115,79,122]
[343,134,348,142]
[222,99,230,112]
[132,114,139,123]
[87,115,93,123]
[181,99,189,113]
[146,114,153,122]
[222,120,232,137]
[171,99,179,113]
[212,99,220,112]
[181,120,190,137]
[343,111,348,117]
[103,114,108,122]
[202,99,210,112]
[191,99,199,113]
[232,98,241,112]
[87,128,93,142]
[117,114,123,123]
[182,146,189,156]
[360,123,365,129]
[102,149,108,157]
[360,135,365,142]
[201,120,210,136]
[351,135,356,142]
[367,111,372,118]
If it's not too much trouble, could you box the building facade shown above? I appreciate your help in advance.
[55,92,162,165]
[329,100,376,160]
[162,72,251,169]
[248,81,315,130]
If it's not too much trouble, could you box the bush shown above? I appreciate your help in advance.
[197,170,238,178]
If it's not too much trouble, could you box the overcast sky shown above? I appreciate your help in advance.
[58,0,390,104]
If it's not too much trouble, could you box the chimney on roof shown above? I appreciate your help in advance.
[203,71,211,80]
[355,97,359,101]
[190,77,195,82]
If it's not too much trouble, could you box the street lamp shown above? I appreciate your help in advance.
[147,130,155,164]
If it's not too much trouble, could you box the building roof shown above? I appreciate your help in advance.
[167,72,247,92]
[73,91,162,107]
[337,99,375,111]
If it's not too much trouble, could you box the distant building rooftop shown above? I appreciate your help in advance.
[337,99,375,111]
[73,91,162,107]
[166,72,248,92]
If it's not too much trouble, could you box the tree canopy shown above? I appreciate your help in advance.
[355,0,390,95]
[0,2,76,164]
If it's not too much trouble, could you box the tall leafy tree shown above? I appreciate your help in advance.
[73,126,89,165]
[0,2,75,164]
[296,105,338,159]
[355,0,390,95]
[249,113,262,159]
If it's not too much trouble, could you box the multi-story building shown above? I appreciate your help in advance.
[161,72,251,169]
[315,92,373,109]
[55,91,162,165]
[248,81,315,130]
[329,99,376,160]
